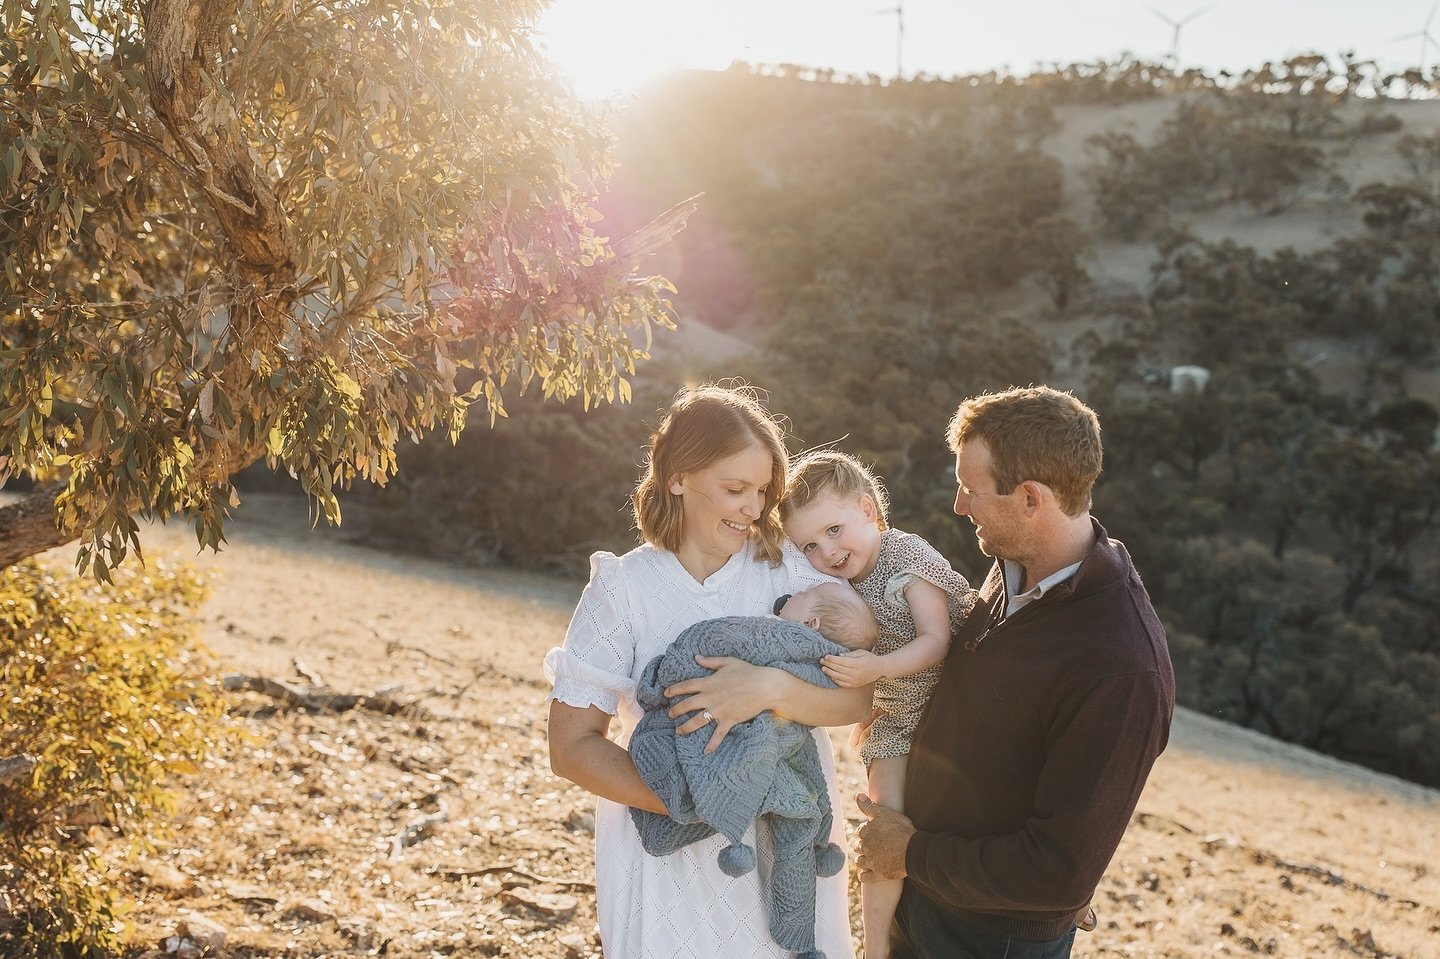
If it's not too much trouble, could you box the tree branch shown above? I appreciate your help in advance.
[0,755,38,787]
[0,482,73,569]
[221,674,434,719]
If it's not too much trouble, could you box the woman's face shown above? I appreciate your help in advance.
[670,442,774,568]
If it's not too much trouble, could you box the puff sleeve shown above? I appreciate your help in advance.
[544,552,638,716]
[881,533,976,622]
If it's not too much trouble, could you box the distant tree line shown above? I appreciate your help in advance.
[339,64,1440,787]
[729,51,1439,102]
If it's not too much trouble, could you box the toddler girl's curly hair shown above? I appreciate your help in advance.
[781,450,890,530]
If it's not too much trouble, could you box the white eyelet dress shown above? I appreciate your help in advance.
[544,540,857,959]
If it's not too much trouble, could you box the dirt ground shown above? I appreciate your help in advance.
[44,493,1439,958]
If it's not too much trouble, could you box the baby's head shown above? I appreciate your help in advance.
[774,582,877,651]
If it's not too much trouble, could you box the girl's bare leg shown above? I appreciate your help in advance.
[862,754,908,959]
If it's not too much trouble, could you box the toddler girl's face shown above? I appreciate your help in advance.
[784,491,884,582]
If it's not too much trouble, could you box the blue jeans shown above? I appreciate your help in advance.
[893,885,1078,959]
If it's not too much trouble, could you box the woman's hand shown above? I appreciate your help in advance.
[821,649,886,687]
[665,655,777,755]
[666,655,875,754]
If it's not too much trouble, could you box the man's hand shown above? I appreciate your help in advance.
[821,649,886,687]
[855,792,915,882]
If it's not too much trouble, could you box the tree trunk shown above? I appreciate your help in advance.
[143,0,298,301]
[0,482,72,569]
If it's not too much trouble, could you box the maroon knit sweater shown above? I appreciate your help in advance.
[903,520,1175,941]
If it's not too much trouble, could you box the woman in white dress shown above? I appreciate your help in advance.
[546,385,868,959]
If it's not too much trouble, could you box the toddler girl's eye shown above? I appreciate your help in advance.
[802,543,816,553]
[827,525,840,536]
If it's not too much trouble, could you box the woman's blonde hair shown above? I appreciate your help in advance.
[632,385,789,565]
[781,450,890,531]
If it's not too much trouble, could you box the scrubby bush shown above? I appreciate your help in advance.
[1086,131,1166,240]
[1352,111,1403,136]
[348,377,677,573]
[0,561,228,957]
[1088,94,1331,238]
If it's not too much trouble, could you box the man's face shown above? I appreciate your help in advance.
[953,438,1026,560]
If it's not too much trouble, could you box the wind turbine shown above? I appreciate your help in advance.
[1393,0,1440,76]
[871,2,905,79]
[1145,3,1214,69]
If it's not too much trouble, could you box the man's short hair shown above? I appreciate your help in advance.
[946,386,1102,517]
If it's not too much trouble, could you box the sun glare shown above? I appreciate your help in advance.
[535,0,728,100]
[535,1,1421,102]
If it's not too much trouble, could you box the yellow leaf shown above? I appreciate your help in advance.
[333,372,361,400]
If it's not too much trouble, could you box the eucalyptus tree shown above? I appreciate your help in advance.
[0,0,687,575]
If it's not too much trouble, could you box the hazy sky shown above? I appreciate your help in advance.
[536,0,1440,98]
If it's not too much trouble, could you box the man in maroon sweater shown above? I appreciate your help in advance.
[856,386,1175,958]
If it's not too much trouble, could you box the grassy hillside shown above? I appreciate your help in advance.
[341,60,1440,789]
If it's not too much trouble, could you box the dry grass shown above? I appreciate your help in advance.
[34,493,1437,958]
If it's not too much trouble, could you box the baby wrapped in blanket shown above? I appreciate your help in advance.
[628,582,877,959]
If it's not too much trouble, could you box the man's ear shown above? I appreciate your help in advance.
[1019,480,1048,514]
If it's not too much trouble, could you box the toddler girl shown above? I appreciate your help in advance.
[782,450,975,959]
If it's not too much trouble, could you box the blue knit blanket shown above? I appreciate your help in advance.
[629,616,848,959]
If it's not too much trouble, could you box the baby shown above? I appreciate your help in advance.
[626,580,877,958]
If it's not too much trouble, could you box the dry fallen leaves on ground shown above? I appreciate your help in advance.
[34,494,1437,958]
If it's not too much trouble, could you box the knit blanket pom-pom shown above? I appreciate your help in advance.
[814,841,845,878]
[795,950,827,959]
[718,842,756,876]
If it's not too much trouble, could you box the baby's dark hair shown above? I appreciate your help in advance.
[781,450,890,531]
